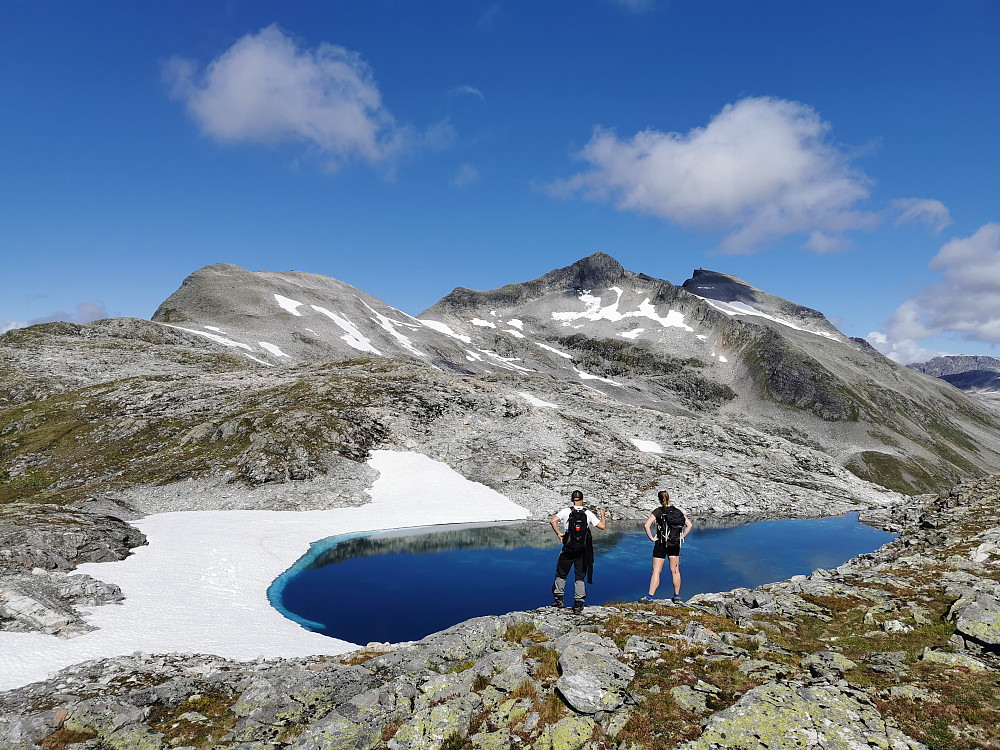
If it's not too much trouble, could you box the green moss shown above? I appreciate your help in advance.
[0,366,403,505]
[845,451,944,495]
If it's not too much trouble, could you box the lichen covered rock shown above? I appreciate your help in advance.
[679,681,926,749]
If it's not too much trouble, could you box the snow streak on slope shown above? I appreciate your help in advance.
[311,305,381,354]
[703,298,840,340]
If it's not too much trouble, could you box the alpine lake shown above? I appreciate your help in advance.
[269,513,896,645]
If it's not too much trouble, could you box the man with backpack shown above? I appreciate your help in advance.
[550,490,606,614]
[639,490,692,604]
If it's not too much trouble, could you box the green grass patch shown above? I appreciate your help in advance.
[503,621,547,644]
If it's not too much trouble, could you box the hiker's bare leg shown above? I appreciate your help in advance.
[669,555,681,595]
[648,556,665,596]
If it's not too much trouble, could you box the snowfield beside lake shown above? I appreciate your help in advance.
[0,451,530,691]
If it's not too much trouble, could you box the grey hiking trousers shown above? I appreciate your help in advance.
[553,549,587,604]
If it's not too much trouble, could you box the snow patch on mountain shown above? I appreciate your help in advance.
[534,342,573,359]
[518,392,559,409]
[274,294,305,316]
[630,439,663,453]
[575,367,621,386]
[422,320,472,344]
[259,342,289,358]
[552,287,694,332]
[311,305,380,354]
[363,302,425,357]
[166,325,254,352]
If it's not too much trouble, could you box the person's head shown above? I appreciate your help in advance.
[658,490,671,507]
[571,490,584,506]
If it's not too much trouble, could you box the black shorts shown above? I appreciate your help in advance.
[653,541,681,559]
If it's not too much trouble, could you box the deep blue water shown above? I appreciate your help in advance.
[269,513,895,645]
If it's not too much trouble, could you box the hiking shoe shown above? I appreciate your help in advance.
[671,596,682,604]
[551,599,564,609]
[572,602,584,614]
[637,595,651,602]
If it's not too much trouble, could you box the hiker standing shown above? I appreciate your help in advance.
[550,489,606,614]
[640,490,692,604]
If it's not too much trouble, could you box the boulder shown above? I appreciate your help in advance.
[678,681,926,749]
[555,643,635,715]
[948,589,1000,651]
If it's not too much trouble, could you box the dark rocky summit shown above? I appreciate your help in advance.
[3,476,999,749]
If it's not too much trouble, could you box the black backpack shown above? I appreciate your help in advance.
[563,507,590,554]
[656,506,685,545]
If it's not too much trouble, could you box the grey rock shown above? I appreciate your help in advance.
[678,681,927,749]
[800,651,858,681]
[947,585,1000,650]
[555,642,635,714]
[919,649,990,671]
[387,692,482,750]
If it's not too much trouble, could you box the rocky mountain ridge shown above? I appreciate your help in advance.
[140,252,1000,495]
[908,355,1000,379]
[909,354,1000,414]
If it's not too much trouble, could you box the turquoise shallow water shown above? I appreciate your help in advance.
[270,512,895,644]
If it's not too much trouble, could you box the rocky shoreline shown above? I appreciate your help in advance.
[3,477,999,749]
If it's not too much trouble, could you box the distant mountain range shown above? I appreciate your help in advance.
[908,354,1000,411]
[149,252,1000,495]
[4,252,1000,523]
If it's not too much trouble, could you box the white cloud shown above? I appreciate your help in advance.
[893,198,952,232]
[421,119,457,152]
[870,224,1000,362]
[451,162,480,187]
[804,231,849,254]
[548,97,877,253]
[165,25,405,168]
[2,320,27,334]
[865,330,944,365]
[451,85,484,100]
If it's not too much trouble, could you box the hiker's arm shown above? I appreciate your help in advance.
[682,516,692,538]
[550,514,563,540]
[643,513,656,541]
[595,507,606,530]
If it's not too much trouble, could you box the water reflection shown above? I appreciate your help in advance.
[305,522,626,568]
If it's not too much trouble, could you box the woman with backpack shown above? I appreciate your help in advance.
[639,490,692,604]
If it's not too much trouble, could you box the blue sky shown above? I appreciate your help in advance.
[1,1,997,364]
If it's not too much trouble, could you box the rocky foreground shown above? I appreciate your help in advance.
[3,478,1000,750]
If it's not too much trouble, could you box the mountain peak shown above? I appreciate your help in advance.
[554,251,627,289]
[423,252,631,315]
[682,268,843,339]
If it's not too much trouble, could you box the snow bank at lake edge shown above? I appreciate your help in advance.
[0,451,530,691]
